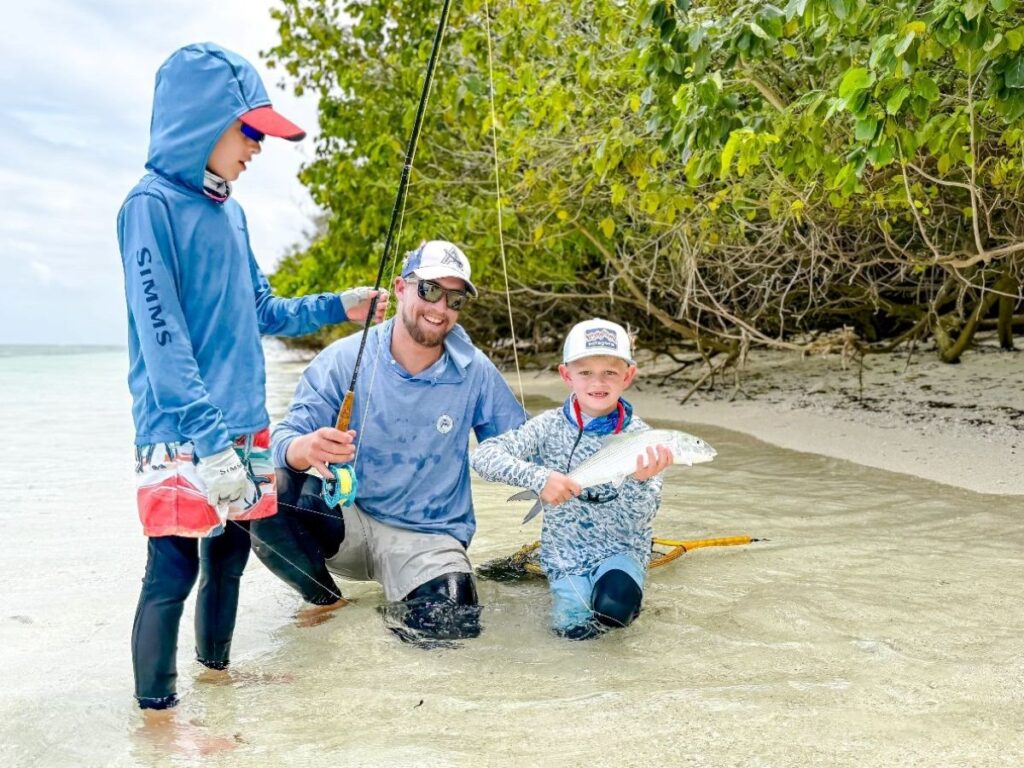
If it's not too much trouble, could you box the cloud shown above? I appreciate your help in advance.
[29,260,58,285]
[0,0,323,345]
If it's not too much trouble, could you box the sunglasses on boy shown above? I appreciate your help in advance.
[240,123,265,143]
[407,278,470,311]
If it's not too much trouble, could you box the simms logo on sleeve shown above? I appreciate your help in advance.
[136,248,173,347]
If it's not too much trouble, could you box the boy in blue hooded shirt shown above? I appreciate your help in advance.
[117,42,386,714]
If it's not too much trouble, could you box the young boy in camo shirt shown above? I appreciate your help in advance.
[471,319,674,639]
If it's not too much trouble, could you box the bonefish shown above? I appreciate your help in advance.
[510,429,717,523]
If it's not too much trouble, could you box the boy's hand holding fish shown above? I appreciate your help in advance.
[631,444,675,482]
[540,472,582,505]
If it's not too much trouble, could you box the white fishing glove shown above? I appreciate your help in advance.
[341,286,374,316]
[340,286,389,323]
[195,447,248,514]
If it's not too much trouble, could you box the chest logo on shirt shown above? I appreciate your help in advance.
[436,414,454,434]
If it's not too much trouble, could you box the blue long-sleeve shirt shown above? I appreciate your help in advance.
[273,319,527,546]
[117,43,346,458]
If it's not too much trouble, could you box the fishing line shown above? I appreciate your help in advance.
[483,0,526,414]
[481,0,592,623]
[231,518,343,603]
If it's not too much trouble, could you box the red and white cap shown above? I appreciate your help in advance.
[240,105,306,142]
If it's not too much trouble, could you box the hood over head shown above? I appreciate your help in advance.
[145,42,304,193]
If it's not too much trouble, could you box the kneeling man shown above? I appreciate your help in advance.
[251,241,525,640]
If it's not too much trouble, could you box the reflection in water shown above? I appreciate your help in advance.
[1,347,1023,767]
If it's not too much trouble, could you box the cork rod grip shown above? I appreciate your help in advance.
[335,391,354,432]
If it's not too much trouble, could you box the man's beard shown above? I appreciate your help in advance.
[402,307,447,347]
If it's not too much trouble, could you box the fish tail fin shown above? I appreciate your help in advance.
[521,500,543,524]
[507,489,543,523]
[507,489,538,503]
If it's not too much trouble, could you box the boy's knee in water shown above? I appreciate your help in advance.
[591,568,643,628]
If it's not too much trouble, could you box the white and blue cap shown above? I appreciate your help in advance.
[563,318,635,365]
[401,240,477,296]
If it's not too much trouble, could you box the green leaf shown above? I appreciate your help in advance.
[611,183,627,206]
[984,32,1004,53]
[839,67,873,99]
[720,130,746,179]
[963,16,993,50]
[867,143,894,166]
[894,32,915,57]
[749,22,770,40]
[886,84,911,114]
[964,0,987,21]
[599,217,615,238]
[830,0,848,20]
[1007,53,1024,88]
[463,73,486,97]
[854,117,878,141]
[850,90,873,118]
[785,0,809,20]
[992,0,1011,10]
[782,42,799,58]
[913,74,940,102]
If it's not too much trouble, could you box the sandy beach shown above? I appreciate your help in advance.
[504,331,1023,497]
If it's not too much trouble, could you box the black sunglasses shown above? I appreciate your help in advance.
[409,278,470,311]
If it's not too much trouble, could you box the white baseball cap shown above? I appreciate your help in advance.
[401,240,477,296]
[563,318,635,365]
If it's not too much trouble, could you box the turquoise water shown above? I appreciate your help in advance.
[1,344,1022,767]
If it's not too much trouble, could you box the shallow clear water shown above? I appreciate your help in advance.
[1,344,1022,767]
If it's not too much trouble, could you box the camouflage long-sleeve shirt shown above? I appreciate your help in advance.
[471,408,663,581]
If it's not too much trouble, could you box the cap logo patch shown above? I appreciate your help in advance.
[441,247,464,271]
[584,328,618,350]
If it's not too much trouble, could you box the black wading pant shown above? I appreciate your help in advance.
[131,520,251,709]
[251,467,481,640]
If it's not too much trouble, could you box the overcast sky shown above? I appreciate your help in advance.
[0,1,323,345]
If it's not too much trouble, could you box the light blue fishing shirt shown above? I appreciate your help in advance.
[117,43,347,458]
[272,319,527,546]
